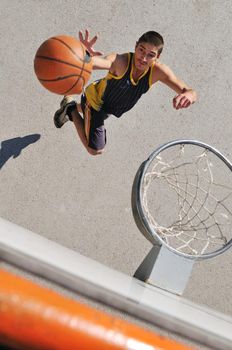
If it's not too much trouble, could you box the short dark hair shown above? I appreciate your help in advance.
[137,31,164,55]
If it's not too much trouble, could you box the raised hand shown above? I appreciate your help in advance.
[79,29,103,56]
[173,90,196,110]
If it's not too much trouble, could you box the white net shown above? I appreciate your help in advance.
[142,144,232,257]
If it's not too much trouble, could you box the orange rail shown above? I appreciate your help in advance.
[0,268,194,350]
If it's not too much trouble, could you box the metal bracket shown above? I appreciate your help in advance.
[134,244,195,295]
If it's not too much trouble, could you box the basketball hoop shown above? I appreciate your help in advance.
[132,140,232,293]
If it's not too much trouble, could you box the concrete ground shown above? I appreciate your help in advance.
[1,1,232,348]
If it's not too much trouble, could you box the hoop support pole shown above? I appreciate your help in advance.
[0,268,192,350]
[134,245,195,295]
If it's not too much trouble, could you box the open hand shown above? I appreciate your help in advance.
[79,29,103,56]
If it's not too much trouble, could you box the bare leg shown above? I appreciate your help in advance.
[71,103,104,156]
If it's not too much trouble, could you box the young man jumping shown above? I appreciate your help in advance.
[54,29,197,155]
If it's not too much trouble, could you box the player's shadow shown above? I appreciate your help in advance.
[0,134,41,170]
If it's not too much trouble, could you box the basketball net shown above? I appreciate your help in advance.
[142,144,232,256]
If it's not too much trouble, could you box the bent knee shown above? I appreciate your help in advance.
[87,146,104,156]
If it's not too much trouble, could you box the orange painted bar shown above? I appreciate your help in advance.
[0,268,194,350]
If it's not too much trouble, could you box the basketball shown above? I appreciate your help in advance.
[34,35,93,95]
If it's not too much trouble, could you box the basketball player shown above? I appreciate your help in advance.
[54,30,197,155]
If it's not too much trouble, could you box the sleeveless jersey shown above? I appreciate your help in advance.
[85,53,154,118]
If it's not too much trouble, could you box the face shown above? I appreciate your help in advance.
[134,42,160,71]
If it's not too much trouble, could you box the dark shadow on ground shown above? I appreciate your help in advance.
[0,134,41,170]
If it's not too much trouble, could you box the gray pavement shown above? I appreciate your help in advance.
[1,1,232,348]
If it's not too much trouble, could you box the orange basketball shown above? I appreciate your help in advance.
[34,35,93,95]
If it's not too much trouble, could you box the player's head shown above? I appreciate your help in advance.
[137,31,164,55]
[134,31,164,71]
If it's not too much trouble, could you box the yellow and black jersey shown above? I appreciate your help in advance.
[85,52,154,118]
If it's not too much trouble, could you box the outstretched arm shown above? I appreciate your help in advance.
[91,53,117,70]
[79,29,117,70]
[153,62,197,109]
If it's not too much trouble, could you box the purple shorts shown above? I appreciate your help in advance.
[81,94,108,151]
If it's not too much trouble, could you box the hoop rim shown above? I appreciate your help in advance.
[132,139,232,260]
